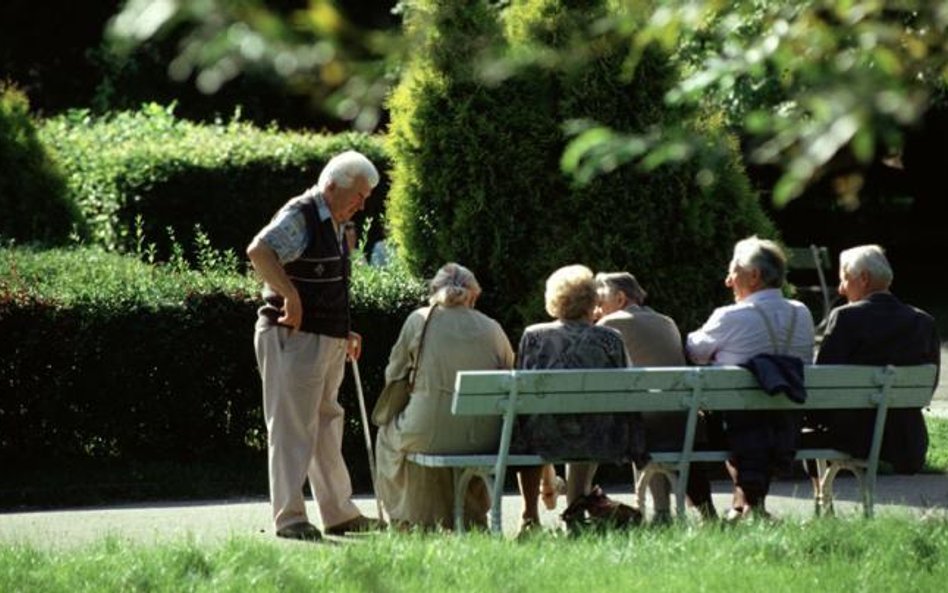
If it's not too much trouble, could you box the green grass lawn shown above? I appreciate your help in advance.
[926,415,948,472]
[3,518,947,592]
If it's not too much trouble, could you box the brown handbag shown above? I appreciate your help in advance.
[370,305,437,426]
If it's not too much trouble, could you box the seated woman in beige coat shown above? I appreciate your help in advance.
[375,263,514,529]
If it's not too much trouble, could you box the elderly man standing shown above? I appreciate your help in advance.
[247,150,385,541]
[595,272,716,522]
[687,236,815,520]
[811,245,940,474]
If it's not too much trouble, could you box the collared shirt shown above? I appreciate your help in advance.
[255,188,343,263]
[686,288,815,365]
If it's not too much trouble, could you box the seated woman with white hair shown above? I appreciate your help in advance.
[513,264,646,534]
[375,263,514,530]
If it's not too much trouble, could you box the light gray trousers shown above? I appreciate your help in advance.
[254,325,361,531]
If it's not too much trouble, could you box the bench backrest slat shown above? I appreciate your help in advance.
[451,364,937,416]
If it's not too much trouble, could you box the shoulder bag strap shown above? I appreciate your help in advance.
[408,304,438,389]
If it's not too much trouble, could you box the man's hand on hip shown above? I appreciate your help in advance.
[278,291,303,330]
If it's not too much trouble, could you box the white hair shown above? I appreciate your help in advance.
[731,235,786,289]
[429,263,481,307]
[840,244,893,286]
[317,150,380,191]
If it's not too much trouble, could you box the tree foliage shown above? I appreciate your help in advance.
[104,0,948,208]
[108,0,402,131]
[386,0,773,333]
[561,0,948,207]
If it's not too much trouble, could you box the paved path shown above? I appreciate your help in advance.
[927,344,948,417]
[2,473,946,550]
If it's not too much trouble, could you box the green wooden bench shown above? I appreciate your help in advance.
[406,364,937,533]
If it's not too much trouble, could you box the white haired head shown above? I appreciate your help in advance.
[840,245,893,287]
[731,236,786,289]
[317,150,380,191]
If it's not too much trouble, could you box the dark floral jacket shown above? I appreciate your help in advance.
[512,320,649,466]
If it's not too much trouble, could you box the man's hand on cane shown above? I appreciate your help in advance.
[347,331,363,361]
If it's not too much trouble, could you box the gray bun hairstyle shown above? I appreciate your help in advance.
[429,262,481,307]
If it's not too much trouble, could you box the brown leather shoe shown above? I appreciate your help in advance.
[276,521,322,541]
[562,485,642,532]
[583,486,642,527]
[325,515,386,536]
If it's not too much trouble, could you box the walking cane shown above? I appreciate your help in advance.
[350,357,385,522]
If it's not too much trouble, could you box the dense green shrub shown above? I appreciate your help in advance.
[387,0,774,334]
[0,85,85,245]
[38,104,391,256]
[0,245,425,502]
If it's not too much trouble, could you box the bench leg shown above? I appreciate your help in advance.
[633,464,653,514]
[860,464,873,518]
[453,468,468,534]
[636,463,681,521]
[818,460,868,518]
[452,468,492,534]
[820,461,846,517]
[814,459,835,517]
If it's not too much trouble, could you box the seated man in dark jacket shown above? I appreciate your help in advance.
[810,244,940,474]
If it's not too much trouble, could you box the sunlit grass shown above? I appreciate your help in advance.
[926,416,948,473]
[3,518,947,592]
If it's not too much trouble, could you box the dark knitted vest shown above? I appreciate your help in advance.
[259,196,350,337]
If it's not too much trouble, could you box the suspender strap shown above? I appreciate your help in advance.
[749,303,798,355]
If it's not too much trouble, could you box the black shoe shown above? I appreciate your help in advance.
[276,521,322,541]
[325,515,386,536]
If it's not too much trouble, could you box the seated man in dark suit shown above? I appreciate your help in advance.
[810,244,940,474]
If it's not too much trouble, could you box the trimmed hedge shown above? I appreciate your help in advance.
[387,0,775,334]
[0,246,425,505]
[38,104,391,256]
[0,85,85,245]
